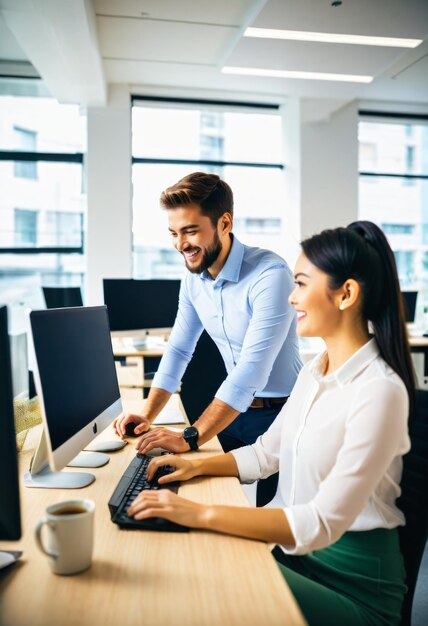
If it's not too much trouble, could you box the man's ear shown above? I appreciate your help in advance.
[221,212,233,233]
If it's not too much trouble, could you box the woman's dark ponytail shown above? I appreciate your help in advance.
[301,220,416,420]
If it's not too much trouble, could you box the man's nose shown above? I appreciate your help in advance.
[175,234,187,250]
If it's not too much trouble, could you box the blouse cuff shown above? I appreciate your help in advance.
[280,504,322,555]
[230,446,262,483]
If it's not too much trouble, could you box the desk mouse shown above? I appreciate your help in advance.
[125,422,140,437]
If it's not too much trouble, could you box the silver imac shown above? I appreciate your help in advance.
[25,306,122,489]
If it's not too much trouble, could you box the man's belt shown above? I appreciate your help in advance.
[249,396,289,409]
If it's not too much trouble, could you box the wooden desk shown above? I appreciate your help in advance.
[0,404,305,626]
[111,337,166,359]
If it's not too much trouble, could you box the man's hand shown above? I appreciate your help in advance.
[113,413,151,439]
[136,428,190,454]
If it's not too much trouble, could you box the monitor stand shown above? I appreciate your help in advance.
[0,552,19,570]
[24,427,94,489]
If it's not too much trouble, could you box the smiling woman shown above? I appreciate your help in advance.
[126,220,416,626]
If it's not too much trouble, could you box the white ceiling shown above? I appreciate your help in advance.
[0,0,427,108]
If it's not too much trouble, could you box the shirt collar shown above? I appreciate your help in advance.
[200,234,244,283]
[310,337,380,387]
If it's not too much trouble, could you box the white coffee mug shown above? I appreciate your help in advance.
[34,499,95,575]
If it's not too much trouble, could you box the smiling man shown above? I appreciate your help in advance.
[113,172,302,505]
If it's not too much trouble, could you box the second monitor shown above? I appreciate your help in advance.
[103,279,181,337]
[26,306,122,488]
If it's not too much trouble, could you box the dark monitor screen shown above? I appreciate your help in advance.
[402,291,418,323]
[30,306,120,451]
[43,286,83,309]
[103,279,181,332]
[0,306,21,540]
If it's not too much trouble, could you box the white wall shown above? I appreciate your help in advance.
[300,100,359,238]
[280,97,302,269]
[86,84,132,304]
[280,98,359,271]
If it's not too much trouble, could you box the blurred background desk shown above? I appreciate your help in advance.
[112,337,166,398]
[409,336,428,386]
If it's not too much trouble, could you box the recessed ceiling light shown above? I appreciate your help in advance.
[222,66,373,83]
[244,27,422,48]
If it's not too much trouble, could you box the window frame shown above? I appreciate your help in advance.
[131,95,285,172]
[358,110,428,296]
[131,96,286,279]
[0,150,84,254]
[358,110,428,182]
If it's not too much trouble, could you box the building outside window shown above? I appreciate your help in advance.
[13,127,37,179]
[131,99,285,279]
[359,117,428,314]
[0,80,86,332]
[14,208,38,246]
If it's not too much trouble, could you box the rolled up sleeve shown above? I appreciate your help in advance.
[231,405,286,482]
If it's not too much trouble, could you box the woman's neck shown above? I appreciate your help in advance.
[323,323,370,376]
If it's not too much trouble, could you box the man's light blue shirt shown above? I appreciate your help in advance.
[152,236,302,413]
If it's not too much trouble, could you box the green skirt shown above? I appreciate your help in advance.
[273,528,406,626]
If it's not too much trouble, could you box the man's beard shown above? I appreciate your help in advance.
[183,231,222,274]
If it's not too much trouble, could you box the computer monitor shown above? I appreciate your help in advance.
[103,279,180,338]
[0,305,21,541]
[402,291,418,323]
[42,286,83,309]
[25,306,122,489]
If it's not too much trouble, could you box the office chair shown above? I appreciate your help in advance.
[180,330,227,424]
[397,389,428,626]
[42,286,83,309]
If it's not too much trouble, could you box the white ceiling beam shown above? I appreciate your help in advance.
[0,0,106,106]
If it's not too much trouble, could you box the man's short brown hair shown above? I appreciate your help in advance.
[160,172,233,226]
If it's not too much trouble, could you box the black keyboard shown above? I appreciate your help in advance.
[108,453,189,532]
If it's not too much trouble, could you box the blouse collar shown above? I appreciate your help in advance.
[310,337,380,387]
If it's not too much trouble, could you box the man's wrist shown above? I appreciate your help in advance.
[182,426,199,451]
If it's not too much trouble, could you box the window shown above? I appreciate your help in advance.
[0,80,87,332]
[381,223,416,235]
[14,209,38,245]
[13,127,37,179]
[406,145,415,172]
[394,250,416,286]
[359,117,428,312]
[44,211,83,247]
[234,217,281,235]
[131,98,284,278]
[359,142,377,171]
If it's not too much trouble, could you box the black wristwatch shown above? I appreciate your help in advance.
[182,426,199,451]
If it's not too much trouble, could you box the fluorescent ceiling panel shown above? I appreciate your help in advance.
[222,66,373,83]
[244,28,422,48]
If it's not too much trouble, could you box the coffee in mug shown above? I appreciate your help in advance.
[52,506,87,516]
[35,499,95,575]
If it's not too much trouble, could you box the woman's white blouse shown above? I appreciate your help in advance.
[231,339,410,556]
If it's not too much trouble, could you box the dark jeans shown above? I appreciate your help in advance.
[217,404,282,507]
